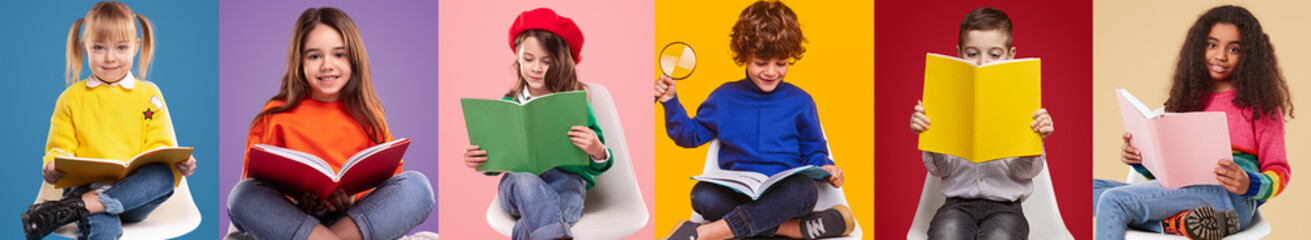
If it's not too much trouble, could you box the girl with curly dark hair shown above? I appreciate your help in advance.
[1093,5,1292,240]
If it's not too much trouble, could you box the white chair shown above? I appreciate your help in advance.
[907,160,1073,240]
[32,178,202,239]
[688,140,863,239]
[1122,171,1271,240]
[485,83,650,239]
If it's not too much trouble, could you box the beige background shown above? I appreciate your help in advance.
[1094,0,1311,237]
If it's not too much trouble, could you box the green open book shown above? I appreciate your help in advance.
[918,53,1043,163]
[461,90,590,175]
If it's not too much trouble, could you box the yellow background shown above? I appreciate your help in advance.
[654,0,874,237]
[1094,1,1311,238]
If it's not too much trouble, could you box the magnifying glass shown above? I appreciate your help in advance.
[660,41,696,80]
[656,42,696,102]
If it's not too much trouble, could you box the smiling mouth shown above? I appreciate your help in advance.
[1209,63,1229,74]
[317,75,339,84]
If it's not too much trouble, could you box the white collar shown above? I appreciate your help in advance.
[85,73,137,89]
[517,87,535,103]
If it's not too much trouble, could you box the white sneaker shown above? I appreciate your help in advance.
[398,231,439,240]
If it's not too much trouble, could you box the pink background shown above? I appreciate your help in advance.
[437,0,655,239]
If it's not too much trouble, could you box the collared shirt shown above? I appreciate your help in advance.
[85,73,137,89]
[44,72,176,166]
[923,150,1045,202]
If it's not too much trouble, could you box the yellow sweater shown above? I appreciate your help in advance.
[43,73,177,166]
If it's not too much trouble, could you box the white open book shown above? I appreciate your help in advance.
[692,165,832,200]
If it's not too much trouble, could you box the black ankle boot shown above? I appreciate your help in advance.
[21,197,90,240]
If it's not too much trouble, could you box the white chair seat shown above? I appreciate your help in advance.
[33,178,202,239]
[907,160,1073,240]
[485,83,649,239]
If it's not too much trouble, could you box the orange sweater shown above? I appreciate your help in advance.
[242,98,402,181]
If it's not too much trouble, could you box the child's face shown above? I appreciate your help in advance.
[1205,23,1240,81]
[85,36,137,82]
[747,57,789,92]
[302,24,352,102]
[517,36,553,92]
[956,30,1015,66]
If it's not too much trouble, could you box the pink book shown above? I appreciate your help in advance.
[1117,89,1229,189]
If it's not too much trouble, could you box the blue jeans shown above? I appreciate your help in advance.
[690,174,818,238]
[498,168,587,240]
[228,171,435,240]
[62,163,175,240]
[1092,179,1257,240]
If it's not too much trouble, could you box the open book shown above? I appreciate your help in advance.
[692,166,832,200]
[247,138,410,198]
[918,53,1043,163]
[1117,89,1229,189]
[461,90,590,175]
[54,147,193,188]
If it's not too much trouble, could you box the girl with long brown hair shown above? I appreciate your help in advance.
[227,7,434,240]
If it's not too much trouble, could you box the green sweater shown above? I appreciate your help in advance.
[484,95,613,190]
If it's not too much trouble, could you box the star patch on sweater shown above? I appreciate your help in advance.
[143,108,155,120]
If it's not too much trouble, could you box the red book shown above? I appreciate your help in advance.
[246,138,411,198]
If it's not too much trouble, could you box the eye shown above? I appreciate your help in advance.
[990,53,1001,58]
[92,45,105,51]
[117,45,129,51]
[965,52,978,58]
[334,52,345,58]
[775,62,787,67]
[1208,43,1218,49]
[306,53,321,60]
[1228,47,1239,53]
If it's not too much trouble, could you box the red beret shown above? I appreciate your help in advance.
[508,8,584,64]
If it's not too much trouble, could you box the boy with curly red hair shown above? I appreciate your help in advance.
[657,1,854,239]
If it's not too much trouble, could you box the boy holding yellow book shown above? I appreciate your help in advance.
[908,7,1053,239]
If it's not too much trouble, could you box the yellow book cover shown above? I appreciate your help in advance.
[53,147,192,188]
[918,53,1042,163]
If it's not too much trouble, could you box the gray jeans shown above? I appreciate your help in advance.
[928,197,1028,240]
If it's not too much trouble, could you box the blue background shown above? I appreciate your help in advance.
[0,0,219,239]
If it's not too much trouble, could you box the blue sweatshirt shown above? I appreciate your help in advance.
[662,78,834,176]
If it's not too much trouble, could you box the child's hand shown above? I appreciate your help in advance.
[293,192,325,214]
[910,101,930,134]
[569,126,607,159]
[1215,159,1251,195]
[1031,108,1054,139]
[822,165,844,188]
[655,75,677,103]
[464,145,488,169]
[42,161,65,184]
[323,189,355,213]
[175,155,197,177]
[1120,132,1142,165]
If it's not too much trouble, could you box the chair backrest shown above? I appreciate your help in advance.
[1022,161,1074,239]
[581,83,646,214]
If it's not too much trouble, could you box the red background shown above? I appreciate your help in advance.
[875,0,1093,239]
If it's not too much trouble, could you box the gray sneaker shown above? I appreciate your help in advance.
[800,205,855,239]
[662,221,700,240]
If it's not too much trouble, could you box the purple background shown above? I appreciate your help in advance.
[218,0,439,235]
